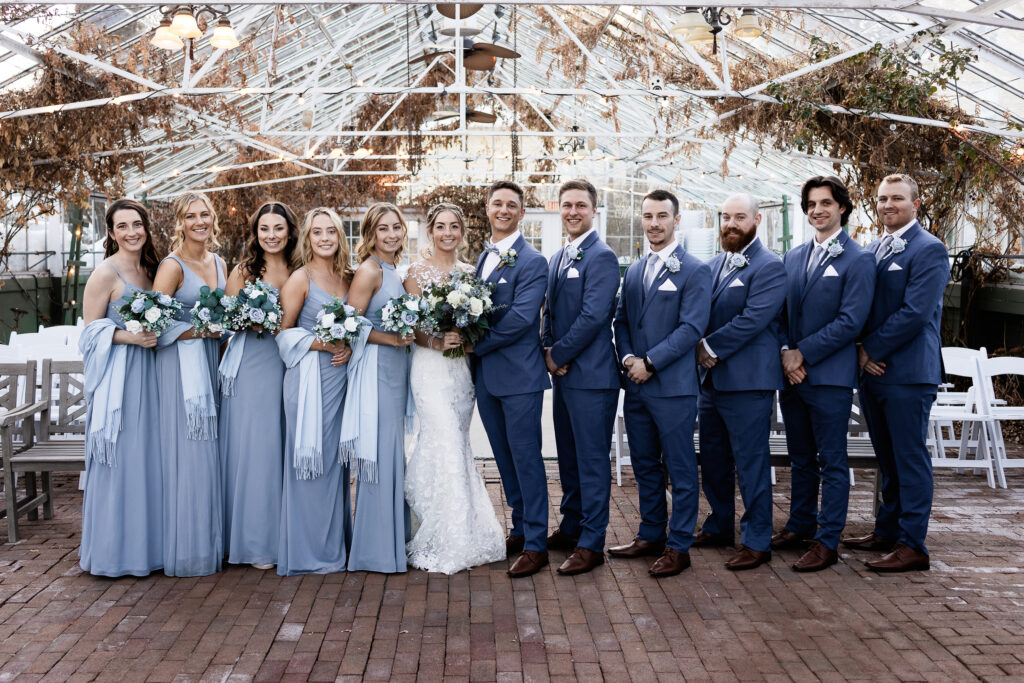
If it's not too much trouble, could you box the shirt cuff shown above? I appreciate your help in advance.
[701,339,717,359]
[781,345,790,352]
[622,354,636,365]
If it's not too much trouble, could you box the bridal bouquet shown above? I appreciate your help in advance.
[190,285,230,336]
[419,270,496,358]
[378,293,425,352]
[115,288,182,336]
[313,296,365,345]
[226,279,282,337]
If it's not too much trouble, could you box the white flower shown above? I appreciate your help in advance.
[320,312,335,327]
[220,295,233,308]
[728,253,750,270]
[157,294,173,306]
[459,283,472,294]
[208,323,223,333]
[665,255,681,273]
[890,236,907,254]
[827,240,844,258]
[267,312,278,323]
[144,307,162,323]
[382,304,394,318]
[469,297,484,316]
[343,317,359,332]
[428,295,441,308]
[404,298,420,312]
[446,290,465,307]
[125,320,143,334]
[248,289,261,299]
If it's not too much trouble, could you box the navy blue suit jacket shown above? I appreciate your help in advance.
[702,238,786,392]
[613,244,711,398]
[861,222,949,386]
[472,234,551,396]
[542,231,621,391]
[779,230,876,389]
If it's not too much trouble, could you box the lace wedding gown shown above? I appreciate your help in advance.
[405,265,506,574]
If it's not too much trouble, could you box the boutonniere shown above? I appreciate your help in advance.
[565,244,584,263]
[826,237,844,259]
[665,255,681,273]
[497,248,517,269]
[728,253,749,270]
[889,236,907,255]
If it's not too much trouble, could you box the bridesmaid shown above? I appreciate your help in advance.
[78,199,163,577]
[153,191,226,577]
[219,201,297,570]
[276,207,354,576]
[347,202,414,574]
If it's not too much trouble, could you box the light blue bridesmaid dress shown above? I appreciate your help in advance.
[348,256,410,574]
[219,287,284,567]
[277,270,351,576]
[155,253,224,577]
[79,265,163,577]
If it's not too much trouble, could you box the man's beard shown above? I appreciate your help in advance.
[720,226,756,252]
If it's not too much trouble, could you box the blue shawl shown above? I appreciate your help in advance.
[79,318,126,466]
[158,320,218,440]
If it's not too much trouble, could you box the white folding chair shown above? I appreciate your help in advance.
[611,389,630,486]
[929,375,999,489]
[976,356,1024,485]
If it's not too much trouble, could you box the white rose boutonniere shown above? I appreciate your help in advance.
[498,248,518,268]
[826,237,844,259]
[728,253,750,270]
[565,244,584,264]
[890,235,907,255]
[665,255,681,273]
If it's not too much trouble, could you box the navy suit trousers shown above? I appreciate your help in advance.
[623,393,700,553]
[552,385,617,552]
[698,385,774,552]
[858,378,936,554]
[779,383,853,549]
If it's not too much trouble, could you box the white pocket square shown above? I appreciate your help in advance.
[887,262,903,272]
[657,279,677,292]
[498,277,508,284]
[728,279,745,288]
[566,267,580,279]
[823,265,839,277]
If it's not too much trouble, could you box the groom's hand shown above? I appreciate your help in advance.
[624,357,652,384]
[544,347,560,374]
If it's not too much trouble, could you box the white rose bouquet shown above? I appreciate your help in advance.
[419,270,497,359]
[313,296,366,346]
[378,293,425,353]
[226,279,282,337]
[115,289,183,340]
[189,285,230,336]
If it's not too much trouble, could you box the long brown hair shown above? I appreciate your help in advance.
[294,207,354,282]
[240,201,299,280]
[104,198,161,280]
[356,202,407,264]
[422,202,466,258]
[170,191,221,251]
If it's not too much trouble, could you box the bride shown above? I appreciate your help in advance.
[403,203,505,574]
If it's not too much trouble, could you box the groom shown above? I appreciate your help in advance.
[472,180,551,579]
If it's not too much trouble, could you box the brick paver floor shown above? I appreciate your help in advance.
[2,466,1023,682]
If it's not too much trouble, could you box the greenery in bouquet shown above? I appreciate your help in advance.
[227,279,283,337]
[115,288,182,336]
[379,293,425,353]
[313,296,366,346]
[190,285,230,336]
[420,270,496,359]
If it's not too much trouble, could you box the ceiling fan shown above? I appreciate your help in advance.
[432,108,498,124]
[411,37,520,71]
[435,4,484,19]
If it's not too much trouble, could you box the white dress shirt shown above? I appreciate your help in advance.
[481,230,521,280]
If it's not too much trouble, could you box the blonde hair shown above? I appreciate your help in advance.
[171,191,221,251]
[421,202,466,257]
[880,173,921,200]
[356,202,407,264]
[294,207,355,281]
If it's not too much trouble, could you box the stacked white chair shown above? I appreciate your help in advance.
[975,355,1024,487]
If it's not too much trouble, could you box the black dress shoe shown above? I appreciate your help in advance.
[793,541,839,572]
[507,550,549,578]
[770,529,811,550]
[648,548,691,578]
[841,532,896,552]
[692,530,734,547]
[865,543,930,572]
[546,529,579,552]
[725,546,771,571]
[506,534,525,557]
[608,538,666,559]
[557,547,605,575]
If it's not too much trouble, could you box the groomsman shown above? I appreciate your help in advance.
[696,193,786,571]
[611,189,711,577]
[542,179,621,576]
[844,174,949,572]
[774,176,875,571]
[473,180,551,579]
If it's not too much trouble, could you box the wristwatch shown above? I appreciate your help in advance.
[643,356,656,373]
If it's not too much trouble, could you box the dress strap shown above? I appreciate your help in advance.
[105,261,128,284]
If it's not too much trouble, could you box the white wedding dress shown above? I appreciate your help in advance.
[405,265,506,574]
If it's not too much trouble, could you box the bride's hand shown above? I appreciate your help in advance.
[442,331,463,351]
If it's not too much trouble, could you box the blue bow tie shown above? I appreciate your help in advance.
[483,242,500,255]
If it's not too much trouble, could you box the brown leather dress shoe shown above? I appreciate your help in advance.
[507,550,549,578]
[557,547,605,575]
[547,529,579,552]
[648,547,691,578]
[841,532,896,552]
[793,541,839,572]
[506,534,525,557]
[770,529,811,550]
[725,546,772,571]
[865,543,930,572]
[608,538,666,559]
[692,530,734,547]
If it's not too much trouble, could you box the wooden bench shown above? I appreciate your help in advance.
[1,359,86,543]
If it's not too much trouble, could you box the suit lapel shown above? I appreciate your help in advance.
[639,245,682,319]
[876,222,920,273]
[547,247,562,306]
